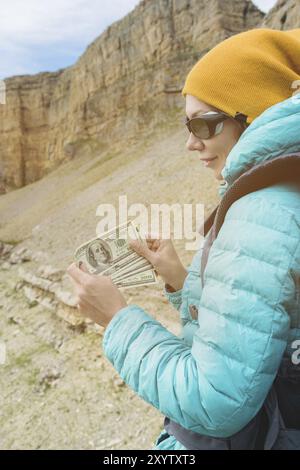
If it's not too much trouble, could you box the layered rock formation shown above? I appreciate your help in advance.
[261,0,300,29]
[0,241,93,329]
[0,0,264,192]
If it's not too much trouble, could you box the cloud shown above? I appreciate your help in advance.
[251,0,277,13]
[0,0,278,80]
[0,0,140,79]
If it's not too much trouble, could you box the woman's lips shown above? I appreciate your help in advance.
[201,156,218,167]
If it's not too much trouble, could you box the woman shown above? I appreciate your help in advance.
[67,28,300,450]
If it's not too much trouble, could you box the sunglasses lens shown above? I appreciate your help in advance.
[189,118,210,139]
[187,117,226,139]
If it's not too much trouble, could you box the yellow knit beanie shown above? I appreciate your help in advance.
[182,28,300,125]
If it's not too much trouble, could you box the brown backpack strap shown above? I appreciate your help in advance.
[198,205,219,289]
[198,204,219,237]
[200,227,215,289]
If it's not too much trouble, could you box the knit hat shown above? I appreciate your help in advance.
[182,28,300,125]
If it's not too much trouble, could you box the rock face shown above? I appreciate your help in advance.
[261,0,300,29]
[0,0,263,192]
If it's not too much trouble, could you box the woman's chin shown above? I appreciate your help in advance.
[215,171,223,181]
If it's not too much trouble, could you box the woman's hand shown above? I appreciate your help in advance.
[129,235,187,291]
[66,262,127,328]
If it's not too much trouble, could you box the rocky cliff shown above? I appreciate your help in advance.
[1,0,300,450]
[262,0,300,29]
[0,0,263,193]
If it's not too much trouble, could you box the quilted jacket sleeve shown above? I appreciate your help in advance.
[102,193,299,437]
[162,244,205,347]
[162,241,204,312]
[162,242,205,312]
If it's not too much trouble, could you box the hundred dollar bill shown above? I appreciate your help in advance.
[107,226,155,281]
[100,252,152,278]
[114,268,157,289]
[108,223,158,286]
[74,220,141,275]
[74,219,158,288]
[111,261,152,282]
[109,256,151,279]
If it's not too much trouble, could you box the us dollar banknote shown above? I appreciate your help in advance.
[74,220,157,288]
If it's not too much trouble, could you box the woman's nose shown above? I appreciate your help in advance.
[186,132,204,151]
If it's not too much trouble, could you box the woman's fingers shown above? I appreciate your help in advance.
[128,239,155,263]
[144,234,164,252]
[153,239,161,250]
[79,261,89,273]
[145,232,162,241]
[145,239,158,251]
[67,262,90,283]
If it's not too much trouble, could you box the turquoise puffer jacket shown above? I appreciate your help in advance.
[102,95,300,450]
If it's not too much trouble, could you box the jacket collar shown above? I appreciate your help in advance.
[220,94,300,193]
[218,180,229,197]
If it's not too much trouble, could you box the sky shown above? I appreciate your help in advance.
[0,0,278,80]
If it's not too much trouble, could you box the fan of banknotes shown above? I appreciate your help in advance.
[74,220,158,288]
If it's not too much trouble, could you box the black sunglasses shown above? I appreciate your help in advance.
[183,111,248,139]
